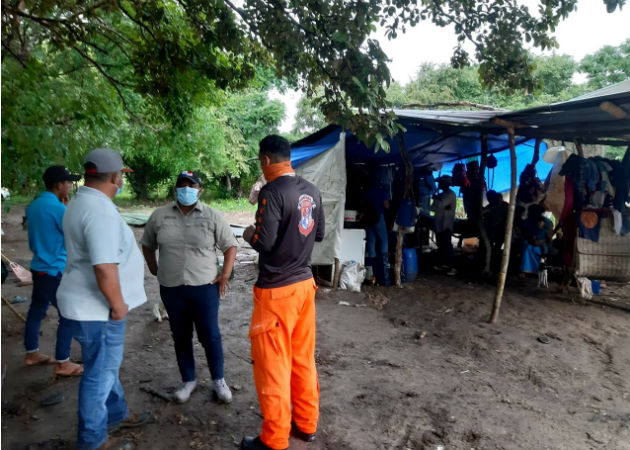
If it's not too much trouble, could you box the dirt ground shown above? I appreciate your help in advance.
[2,204,629,450]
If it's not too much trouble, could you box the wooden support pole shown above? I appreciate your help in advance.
[600,101,630,119]
[532,138,541,165]
[490,127,518,323]
[478,135,492,275]
[395,132,414,288]
[2,296,27,322]
[575,139,585,157]
[394,228,404,287]
[332,258,341,290]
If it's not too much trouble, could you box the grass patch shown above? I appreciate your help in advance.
[2,194,37,213]
[2,185,255,214]
[206,197,256,212]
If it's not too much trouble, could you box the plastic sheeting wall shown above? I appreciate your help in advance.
[295,132,346,265]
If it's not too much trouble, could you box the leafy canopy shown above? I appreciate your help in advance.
[1,43,284,196]
[3,0,625,150]
[580,38,630,89]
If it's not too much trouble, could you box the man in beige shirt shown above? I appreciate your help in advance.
[141,170,237,403]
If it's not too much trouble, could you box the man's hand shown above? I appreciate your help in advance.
[243,224,255,244]
[212,274,230,299]
[93,263,128,321]
[110,302,129,321]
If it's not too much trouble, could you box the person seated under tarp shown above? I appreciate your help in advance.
[519,204,553,275]
[414,167,437,247]
[516,164,546,220]
[461,160,486,222]
[483,190,508,271]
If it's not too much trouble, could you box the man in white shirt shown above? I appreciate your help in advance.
[57,148,148,450]
[431,175,457,276]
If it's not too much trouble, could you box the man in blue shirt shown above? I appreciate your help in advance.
[24,165,83,376]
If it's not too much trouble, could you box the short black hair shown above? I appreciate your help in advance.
[44,179,59,190]
[259,135,291,159]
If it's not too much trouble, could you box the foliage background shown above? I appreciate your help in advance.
[1,0,627,199]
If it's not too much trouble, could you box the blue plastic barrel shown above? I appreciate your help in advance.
[401,248,418,283]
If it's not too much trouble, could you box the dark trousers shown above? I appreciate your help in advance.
[436,229,455,268]
[24,271,73,361]
[160,283,224,382]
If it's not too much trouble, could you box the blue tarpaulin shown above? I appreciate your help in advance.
[291,116,552,193]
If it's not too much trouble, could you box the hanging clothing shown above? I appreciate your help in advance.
[591,157,615,197]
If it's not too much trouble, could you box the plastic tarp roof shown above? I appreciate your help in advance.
[291,117,551,193]
[499,79,630,144]
[291,80,630,192]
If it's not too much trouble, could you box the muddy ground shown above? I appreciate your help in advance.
[2,204,629,450]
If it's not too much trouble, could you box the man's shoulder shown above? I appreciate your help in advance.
[28,193,63,215]
[297,176,321,197]
[260,181,280,196]
[66,192,117,220]
[197,202,223,219]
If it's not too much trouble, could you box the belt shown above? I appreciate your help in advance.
[31,270,61,278]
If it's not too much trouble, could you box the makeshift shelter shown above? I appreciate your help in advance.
[291,111,551,267]
[290,80,630,321]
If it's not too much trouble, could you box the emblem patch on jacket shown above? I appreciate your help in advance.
[297,194,316,236]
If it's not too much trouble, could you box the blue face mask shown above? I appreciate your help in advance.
[176,186,199,206]
[116,180,123,196]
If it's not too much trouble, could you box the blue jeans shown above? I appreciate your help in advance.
[160,283,224,382]
[365,214,388,258]
[24,271,74,361]
[67,318,129,450]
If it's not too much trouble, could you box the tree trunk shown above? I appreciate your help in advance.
[226,174,232,193]
[490,128,518,323]
[478,135,492,275]
[395,132,414,288]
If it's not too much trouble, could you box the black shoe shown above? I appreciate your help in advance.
[291,422,316,442]
[240,436,281,450]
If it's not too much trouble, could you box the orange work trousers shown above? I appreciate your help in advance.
[249,278,319,450]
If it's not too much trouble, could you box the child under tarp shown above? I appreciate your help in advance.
[520,204,553,274]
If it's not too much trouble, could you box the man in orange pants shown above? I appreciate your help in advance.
[242,135,325,450]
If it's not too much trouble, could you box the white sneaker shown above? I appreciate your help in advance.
[173,380,197,403]
[213,378,232,404]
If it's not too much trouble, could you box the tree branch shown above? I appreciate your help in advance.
[1,40,27,67]
[116,0,156,41]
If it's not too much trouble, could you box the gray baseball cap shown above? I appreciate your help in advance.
[84,148,133,174]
